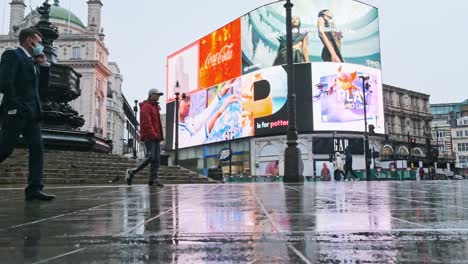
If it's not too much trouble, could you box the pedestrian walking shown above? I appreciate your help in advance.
[343,147,359,181]
[333,152,345,181]
[126,88,165,187]
[0,28,55,201]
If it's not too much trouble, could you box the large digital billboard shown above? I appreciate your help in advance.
[166,42,200,102]
[241,0,381,73]
[173,65,294,149]
[166,0,383,149]
[311,62,385,133]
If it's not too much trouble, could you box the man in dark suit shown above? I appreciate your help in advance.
[0,28,55,201]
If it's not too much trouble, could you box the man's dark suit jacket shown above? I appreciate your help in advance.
[0,47,42,121]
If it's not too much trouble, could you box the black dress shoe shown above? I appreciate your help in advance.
[148,180,164,187]
[25,191,56,201]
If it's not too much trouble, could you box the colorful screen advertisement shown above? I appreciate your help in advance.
[241,0,381,74]
[199,19,242,90]
[173,65,290,149]
[166,42,200,103]
[165,0,382,149]
[311,62,385,133]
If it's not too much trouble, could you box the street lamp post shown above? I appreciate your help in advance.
[133,100,138,159]
[434,125,439,171]
[225,130,235,177]
[283,0,302,182]
[359,75,371,180]
[174,81,181,166]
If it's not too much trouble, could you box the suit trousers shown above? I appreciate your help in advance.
[0,114,44,191]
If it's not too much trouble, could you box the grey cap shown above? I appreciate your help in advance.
[148,88,163,96]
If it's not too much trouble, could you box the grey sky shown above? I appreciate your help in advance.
[1,0,467,111]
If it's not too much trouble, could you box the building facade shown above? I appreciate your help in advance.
[382,84,433,165]
[0,0,112,137]
[431,100,468,169]
[106,62,126,155]
[122,95,144,159]
[174,83,434,177]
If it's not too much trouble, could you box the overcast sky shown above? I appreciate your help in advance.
[1,0,467,111]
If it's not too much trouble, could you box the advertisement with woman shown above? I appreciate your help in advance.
[241,0,381,73]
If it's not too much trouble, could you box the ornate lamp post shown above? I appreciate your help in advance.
[174,81,181,166]
[359,75,371,180]
[224,129,235,177]
[283,0,302,182]
[133,100,138,159]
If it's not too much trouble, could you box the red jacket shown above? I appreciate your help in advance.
[139,100,164,141]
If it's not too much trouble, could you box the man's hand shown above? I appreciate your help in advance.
[33,53,47,65]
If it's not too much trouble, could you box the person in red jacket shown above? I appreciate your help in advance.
[126,88,165,187]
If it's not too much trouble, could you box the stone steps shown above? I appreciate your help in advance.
[0,149,217,185]
[0,177,212,185]
[0,166,195,173]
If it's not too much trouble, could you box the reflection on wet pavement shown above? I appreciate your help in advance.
[1,181,468,263]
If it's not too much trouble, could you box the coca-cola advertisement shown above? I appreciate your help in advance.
[166,41,200,103]
[199,19,242,90]
[241,0,381,74]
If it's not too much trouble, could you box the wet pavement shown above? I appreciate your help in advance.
[1,181,468,263]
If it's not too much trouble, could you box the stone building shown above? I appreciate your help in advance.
[0,0,114,137]
[381,84,433,163]
[106,62,126,155]
[431,100,468,169]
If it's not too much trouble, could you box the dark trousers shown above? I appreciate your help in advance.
[343,164,358,180]
[129,140,161,181]
[0,115,44,192]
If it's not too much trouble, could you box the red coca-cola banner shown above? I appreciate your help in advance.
[199,19,242,90]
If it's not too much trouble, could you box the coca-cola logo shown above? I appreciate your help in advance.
[204,43,234,70]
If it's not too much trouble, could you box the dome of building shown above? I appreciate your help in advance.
[24,0,85,29]
[50,1,86,28]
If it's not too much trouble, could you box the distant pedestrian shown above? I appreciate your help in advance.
[333,152,345,181]
[343,147,358,180]
[321,163,331,181]
[419,167,425,180]
[0,28,55,201]
[126,88,165,187]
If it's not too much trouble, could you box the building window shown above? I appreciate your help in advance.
[107,122,111,130]
[457,131,463,137]
[460,156,468,167]
[72,47,81,59]
[458,143,468,152]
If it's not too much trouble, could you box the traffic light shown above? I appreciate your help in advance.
[409,137,417,148]
[368,124,376,136]
[372,151,380,159]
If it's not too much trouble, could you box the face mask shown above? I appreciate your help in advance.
[31,42,44,56]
